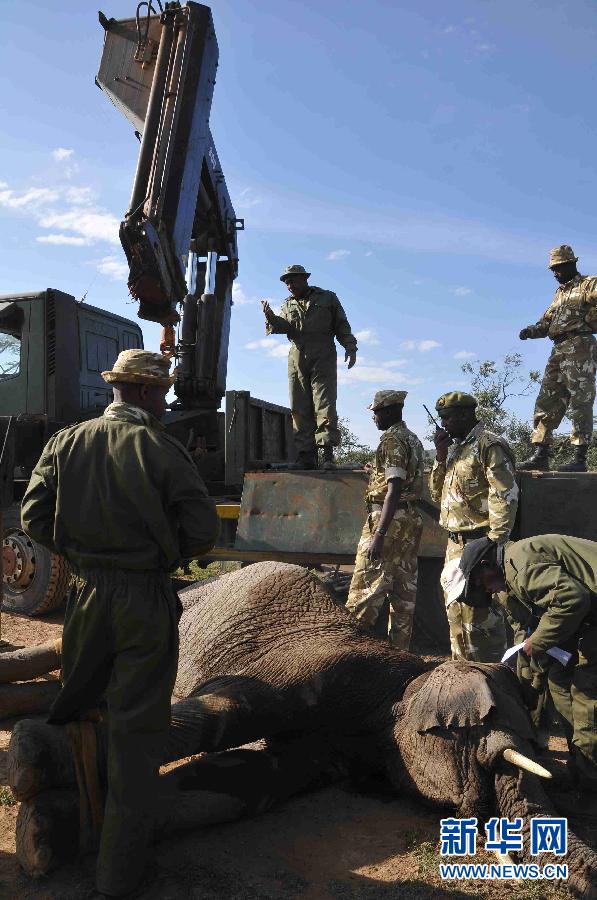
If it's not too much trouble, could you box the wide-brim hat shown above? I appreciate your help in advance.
[548,245,578,268]
[368,389,408,411]
[102,349,176,387]
[443,536,496,604]
[280,264,311,283]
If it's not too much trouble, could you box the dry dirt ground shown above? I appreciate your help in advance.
[0,606,591,900]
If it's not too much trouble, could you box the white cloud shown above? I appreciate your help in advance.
[338,364,423,385]
[381,359,407,368]
[326,249,350,261]
[0,185,59,210]
[0,178,118,245]
[37,234,89,246]
[39,208,119,244]
[355,329,380,345]
[52,148,74,162]
[232,283,254,306]
[365,251,373,257]
[245,338,288,359]
[401,339,441,352]
[454,350,476,360]
[96,256,128,280]
[453,286,472,296]
[236,187,262,209]
[66,186,94,206]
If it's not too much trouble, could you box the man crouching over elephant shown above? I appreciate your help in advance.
[20,349,219,897]
[447,533,597,791]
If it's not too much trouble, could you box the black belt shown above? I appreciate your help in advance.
[552,332,592,345]
[367,500,410,512]
[447,527,489,545]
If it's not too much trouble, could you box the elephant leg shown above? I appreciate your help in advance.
[15,735,344,878]
[9,675,292,802]
[163,675,297,763]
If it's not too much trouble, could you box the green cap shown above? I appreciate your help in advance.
[435,391,477,412]
[368,390,408,411]
[280,264,311,283]
[548,245,578,268]
[102,349,176,387]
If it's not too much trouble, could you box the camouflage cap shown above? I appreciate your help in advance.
[280,264,311,283]
[548,245,578,268]
[435,391,477,412]
[102,349,176,387]
[368,390,408,411]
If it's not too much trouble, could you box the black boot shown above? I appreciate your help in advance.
[518,443,550,471]
[287,451,318,470]
[558,445,588,473]
[321,445,336,470]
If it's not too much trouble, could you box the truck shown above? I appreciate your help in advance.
[0,1,294,616]
[2,1,597,648]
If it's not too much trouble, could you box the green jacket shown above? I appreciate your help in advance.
[503,534,597,653]
[22,402,219,573]
[266,286,357,352]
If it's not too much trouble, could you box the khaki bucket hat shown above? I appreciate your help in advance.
[101,349,176,387]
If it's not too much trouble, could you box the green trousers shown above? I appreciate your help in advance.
[49,568,180,896]
[288,343,340,452]
[541,624,597,788]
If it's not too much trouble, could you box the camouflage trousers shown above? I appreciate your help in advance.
[288,343,340,452]
[531,334,597,446]
[441,537,507,663]
[346,506,423,650]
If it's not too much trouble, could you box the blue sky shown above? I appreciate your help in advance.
[2,0,596,447]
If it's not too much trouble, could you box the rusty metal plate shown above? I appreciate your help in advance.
[235,470,369,555]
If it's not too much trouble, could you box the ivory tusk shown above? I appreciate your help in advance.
[493,850,515,865]
[503,748,552,779]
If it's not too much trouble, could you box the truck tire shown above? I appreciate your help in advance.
[2,504,71,616]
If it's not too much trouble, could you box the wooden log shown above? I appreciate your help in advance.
[0,681,60,722]
[0,639,61,684]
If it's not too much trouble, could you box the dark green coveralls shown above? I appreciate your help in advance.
[21,402,219,895]
[501,534,597,788]
[266,286,357,454]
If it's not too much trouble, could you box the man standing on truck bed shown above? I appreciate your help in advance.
[519,244,597,473]
[346,390,424,650]
[21,349,219,898]
[430,391,518,663]
[261,264,357,470]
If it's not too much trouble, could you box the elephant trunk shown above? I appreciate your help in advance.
[494,770,597,899]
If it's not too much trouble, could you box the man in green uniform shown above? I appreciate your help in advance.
[450,534,597,790]
[519,244,597,473]
[430,391,518,662]
[346,390,424,650]
[21,349,219,897]
[261,264,357,470]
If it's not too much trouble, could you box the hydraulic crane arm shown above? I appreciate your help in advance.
[96,2,243,326]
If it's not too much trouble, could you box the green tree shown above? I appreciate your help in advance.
[335,417,374,466]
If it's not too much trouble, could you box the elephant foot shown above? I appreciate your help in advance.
[8,719,77,801]
[16,789,81,877]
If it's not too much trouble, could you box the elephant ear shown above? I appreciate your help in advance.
[405,661,534,738]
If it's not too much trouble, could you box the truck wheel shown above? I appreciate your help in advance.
[1,505,71,616]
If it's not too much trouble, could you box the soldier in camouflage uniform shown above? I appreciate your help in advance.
[346,390,424,650]
[452,534,597,790]
[430,391,518,663]
[519,245,597,473]
[261,265,357,470]
[21,349,219,897]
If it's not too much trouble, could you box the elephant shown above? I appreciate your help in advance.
[8,561,597,897]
